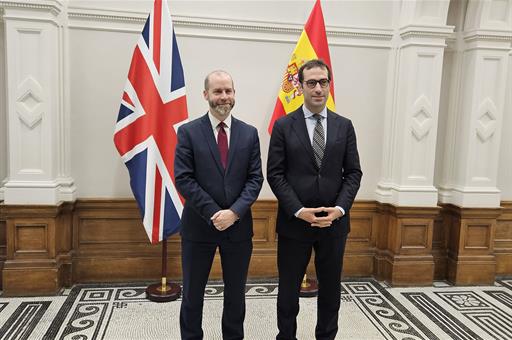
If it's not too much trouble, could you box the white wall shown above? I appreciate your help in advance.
[69,0,392,199]
[0,19,6,197]
[2,0,511,203]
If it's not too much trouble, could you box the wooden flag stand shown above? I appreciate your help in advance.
[146,239,181,302]
[299,274,318,298]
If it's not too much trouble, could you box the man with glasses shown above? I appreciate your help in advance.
[267,59,362,340]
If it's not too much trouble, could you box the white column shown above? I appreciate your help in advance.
[0,14,6,200]
[1,0,75,204]
[376,0,452,207]
[438,0,512,208]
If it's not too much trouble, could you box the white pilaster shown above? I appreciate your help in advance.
[438,0,512,208]
[0,11,6,201]
[1,0,76,204]
[376,0,452,207]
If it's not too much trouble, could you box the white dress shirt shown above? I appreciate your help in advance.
[208,112,232,147]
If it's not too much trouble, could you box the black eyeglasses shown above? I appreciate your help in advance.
[303,78,330,89]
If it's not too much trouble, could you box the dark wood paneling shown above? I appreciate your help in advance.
[15,224,47,253]
[1,199,511,294]
[444,204,500,285]
[496,202,512,275]
[73,199,379,282]
[0,217,5,289]
[1,203,74,296]
[344,201,378,276]
[2,266,60,296]
[73,199,171,282]
[432,213,448,280]
[374,204,438,286]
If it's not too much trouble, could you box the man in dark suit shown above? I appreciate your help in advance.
[174,70,263,340]
[267,59,362,340]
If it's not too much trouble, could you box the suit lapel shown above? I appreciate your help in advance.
[199,114,225,175]
[324,110,340,164]
[291,108,315,162]
[225,117,240,174]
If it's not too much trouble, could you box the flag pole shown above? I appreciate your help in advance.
[146,238,181,302]
[300,273,318,298]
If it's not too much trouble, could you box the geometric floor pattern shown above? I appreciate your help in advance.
[1,278,511,339]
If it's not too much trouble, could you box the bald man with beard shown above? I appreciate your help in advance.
[174,71,263,340]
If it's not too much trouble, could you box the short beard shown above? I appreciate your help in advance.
[210,100,234,118]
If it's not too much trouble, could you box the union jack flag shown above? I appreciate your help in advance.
[114,0,188,244]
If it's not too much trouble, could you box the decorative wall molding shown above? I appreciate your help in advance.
[66,6,394,48]
[411,94,433,141]
[15,76,44,129]
[0,1,62,16]
[67,7,146,25]
[399,24,454,40]
[476,98,497,142]
[464,29,512,43]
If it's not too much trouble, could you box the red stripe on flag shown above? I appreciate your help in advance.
[122,92,134,107]
[153,0,162,73]
[268,99,286,134]
[304,0,335,99]
[152,168,163,243]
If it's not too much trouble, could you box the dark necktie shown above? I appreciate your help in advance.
[217,122,228,169]
[312,114,325,168]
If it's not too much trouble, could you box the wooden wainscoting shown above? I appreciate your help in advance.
[73,199,379,282]
[374,204,439,286]
[495,202,512,275]
[443,204,501,285]
[0,214,5,290]
[1,199,512,295]
[432,212,449,280]
[343,201,378,276]
[0,203,73,296]
[72,199,181,283]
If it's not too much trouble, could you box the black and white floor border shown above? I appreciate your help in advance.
[1,278,511,339]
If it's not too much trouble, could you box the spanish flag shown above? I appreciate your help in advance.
[268,0,335,133]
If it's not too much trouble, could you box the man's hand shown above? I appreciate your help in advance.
[298,207,343,228]
[211,209,239,231]
[311,207,343,228]
[297,207,331,228]
[297,207,324,224]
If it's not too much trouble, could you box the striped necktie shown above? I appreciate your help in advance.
[312,114,325,168]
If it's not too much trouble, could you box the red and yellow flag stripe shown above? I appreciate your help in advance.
[268,0,335,133]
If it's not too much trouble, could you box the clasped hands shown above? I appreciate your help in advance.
[298,207,343,228]
[211,209,239,231]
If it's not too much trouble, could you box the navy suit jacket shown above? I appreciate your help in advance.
[174,113,263,242]
[267,106,362,240]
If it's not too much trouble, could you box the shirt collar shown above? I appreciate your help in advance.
[302,105,327,120]
[208,112,232,130]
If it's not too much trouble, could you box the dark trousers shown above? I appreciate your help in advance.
[180,237,252,340]
[276,233,348,340]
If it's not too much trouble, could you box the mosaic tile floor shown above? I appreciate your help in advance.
[1,278,511,339]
